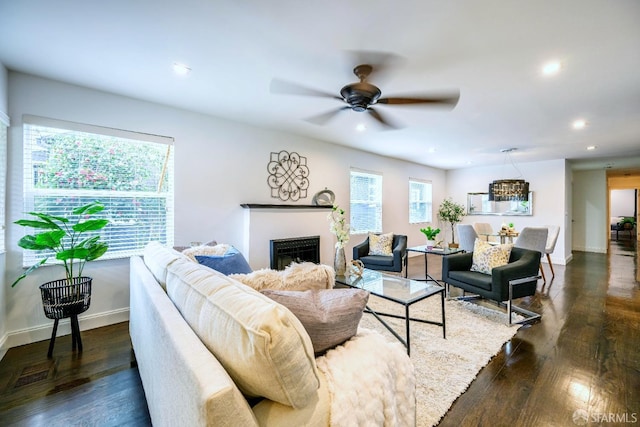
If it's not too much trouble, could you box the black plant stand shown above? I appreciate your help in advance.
[39,277,92,358]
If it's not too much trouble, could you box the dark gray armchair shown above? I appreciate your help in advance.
[353,234,407,276]
[442,247,541,323]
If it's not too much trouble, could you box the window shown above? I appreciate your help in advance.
[409,179,432,223]
[22,115,174,265]
[350,169,382,234]
[0,117,7,253]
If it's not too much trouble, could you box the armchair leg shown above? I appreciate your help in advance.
[508,276,542,325]
[546,253,555,278]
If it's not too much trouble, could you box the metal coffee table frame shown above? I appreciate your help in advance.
[336,269,445,355]
[406,245,465,283]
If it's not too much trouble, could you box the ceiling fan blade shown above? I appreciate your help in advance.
[367,107,400,129]
[270,78,342,100]
[305,106,351,125]
[378,90,460,108]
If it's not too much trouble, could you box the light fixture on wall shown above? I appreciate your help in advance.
[488,148,530,202]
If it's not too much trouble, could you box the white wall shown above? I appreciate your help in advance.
[572,169,607,253]
[610,189,636,217]
[445,158,571,265]
[3,72,445,348]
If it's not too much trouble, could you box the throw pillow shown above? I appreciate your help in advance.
[142,241,190,290]
[181,243,232,262]
[165,258,319,409]
[260,289,369,355]
[368,232,394,256]
[230,262,334,291]
[470,238,513,275]
[195,247,253,275]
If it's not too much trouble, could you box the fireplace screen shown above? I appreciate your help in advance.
[270,236,320,270]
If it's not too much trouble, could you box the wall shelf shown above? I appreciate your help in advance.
[240,204,332,210]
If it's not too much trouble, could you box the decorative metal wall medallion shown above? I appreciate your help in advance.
[267,151,309,201]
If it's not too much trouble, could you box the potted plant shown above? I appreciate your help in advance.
[619,217,636,230]
[420,226,440,248]
[12,200,109,357]
[437,198,466,248]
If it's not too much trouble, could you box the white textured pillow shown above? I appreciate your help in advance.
[230,262,335,291]
[368,232,394,255]
[165,258,319,409]
[181,243,232,262]
[470,238,513,275]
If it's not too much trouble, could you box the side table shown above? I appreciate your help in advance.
[406,245,465,283]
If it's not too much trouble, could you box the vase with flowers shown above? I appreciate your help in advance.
[327,205,350,275]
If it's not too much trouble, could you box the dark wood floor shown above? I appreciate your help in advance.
[1,239,638,426]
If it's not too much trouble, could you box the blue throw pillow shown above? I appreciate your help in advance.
[195,247,252,275]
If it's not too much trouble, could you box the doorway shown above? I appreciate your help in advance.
[607,171,640,251]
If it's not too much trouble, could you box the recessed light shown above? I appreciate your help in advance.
[172,62,191,76]
[355,123,366,132]
[572,119,587,129]
[542,61,561,76]
[587,145,597,151]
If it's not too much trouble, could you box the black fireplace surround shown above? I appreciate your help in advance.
[270,236,320,270]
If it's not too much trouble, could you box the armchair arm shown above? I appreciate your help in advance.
[492,249,541,296]
[392,235,407,267]
[353,237,370,260]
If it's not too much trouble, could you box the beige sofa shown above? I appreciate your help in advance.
[130,242,416,426]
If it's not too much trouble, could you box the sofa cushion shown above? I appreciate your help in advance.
[230,262,334,291]
[194,247,253,275]
[470,238,513,275]
[261,289,369,355]
[165,258,319,409]
[368,232,394,255]
[143,241,189,290]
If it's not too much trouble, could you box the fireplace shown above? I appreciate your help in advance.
[270,236,320,270]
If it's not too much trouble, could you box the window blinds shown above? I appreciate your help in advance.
[21,116,174,265]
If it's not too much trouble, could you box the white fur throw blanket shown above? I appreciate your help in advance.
[229,262,335,291]
[316,328,416,426]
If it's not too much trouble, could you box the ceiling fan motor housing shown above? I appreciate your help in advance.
[340,82,381,112]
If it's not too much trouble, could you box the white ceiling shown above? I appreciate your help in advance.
[1,0,639,171]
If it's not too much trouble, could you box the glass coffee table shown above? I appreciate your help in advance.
[336,269,445,355]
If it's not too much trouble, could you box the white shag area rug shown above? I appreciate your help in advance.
[359,296,523,427]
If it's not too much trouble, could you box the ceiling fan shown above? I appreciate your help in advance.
[270,63,460,129]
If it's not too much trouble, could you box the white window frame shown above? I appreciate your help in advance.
[409,178,433,224]
[350,169,383,234]
[21,115,174,265]
[0,113,8,254]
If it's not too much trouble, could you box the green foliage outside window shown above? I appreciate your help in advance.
[34,133,169,192]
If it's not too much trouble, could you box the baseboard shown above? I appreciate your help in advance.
[1,308,130,352]
[573,245,607,254]
[0,332,8,362]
